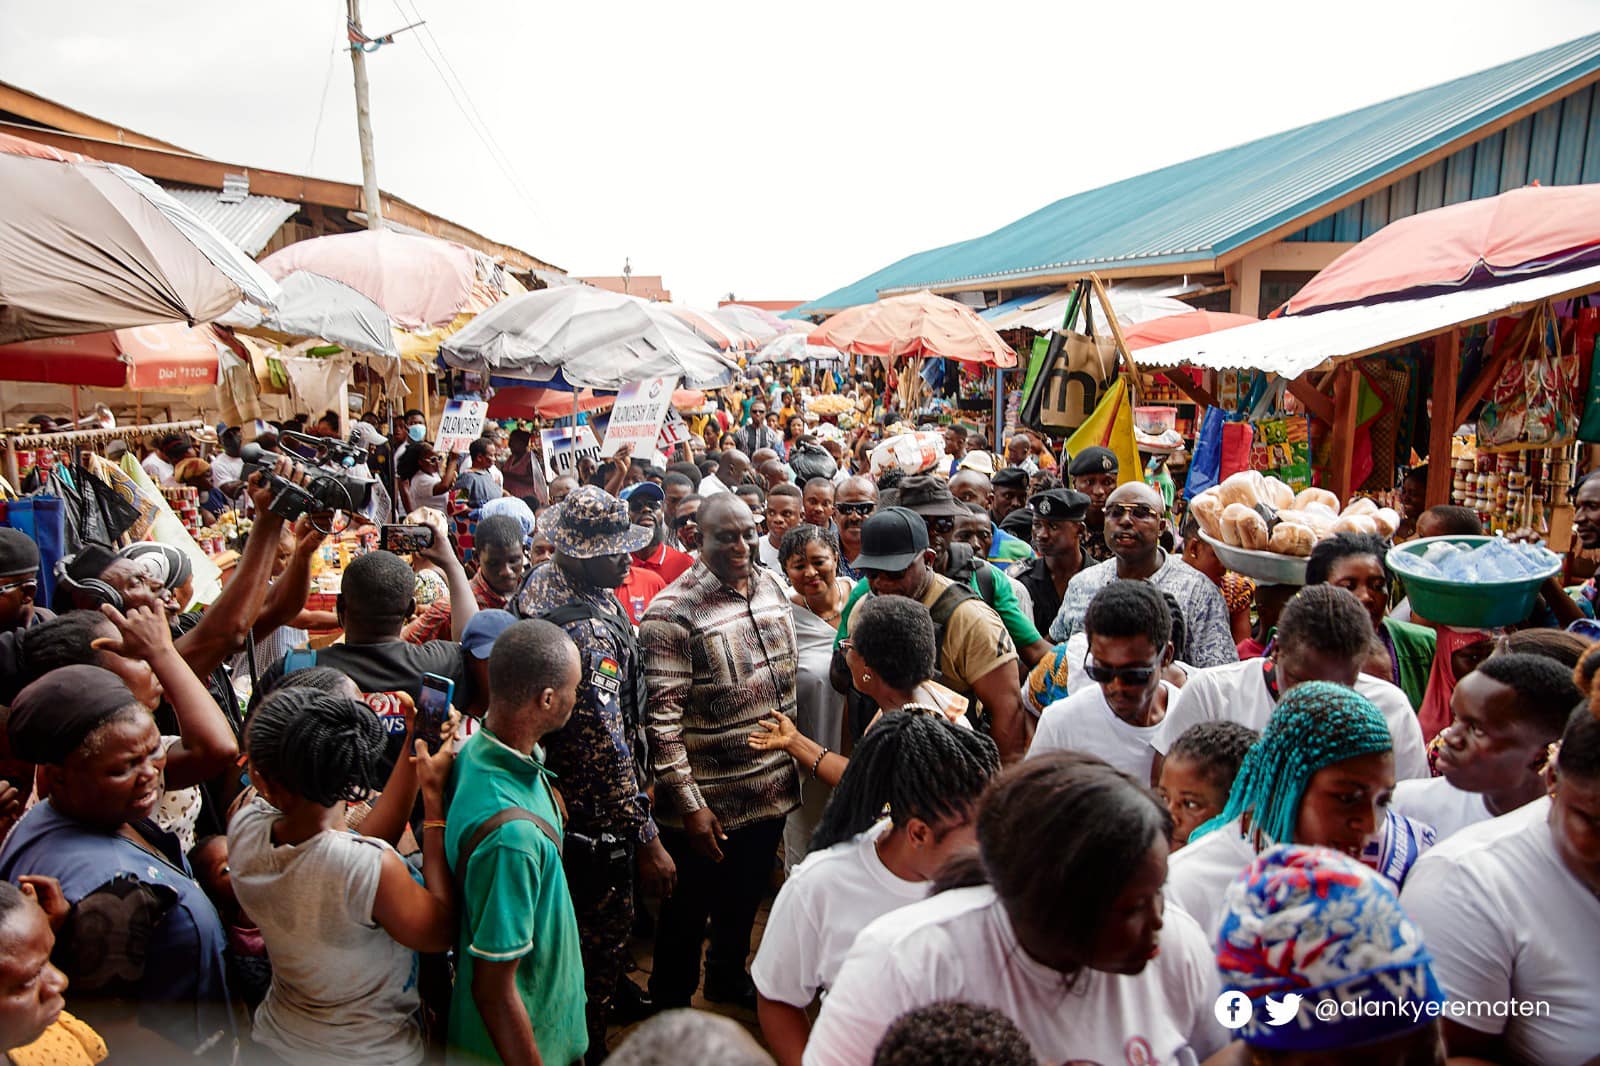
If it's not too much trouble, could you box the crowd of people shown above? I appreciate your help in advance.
[0,369,1596,1066]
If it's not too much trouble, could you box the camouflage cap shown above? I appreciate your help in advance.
[546,485,653,559]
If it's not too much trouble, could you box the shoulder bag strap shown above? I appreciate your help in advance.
[458,806,563,882]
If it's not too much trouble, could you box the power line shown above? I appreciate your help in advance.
[385,0,550,231]
[306,42,341,174]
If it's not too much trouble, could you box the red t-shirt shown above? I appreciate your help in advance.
[632,542,693,587]
[617,565,667,625]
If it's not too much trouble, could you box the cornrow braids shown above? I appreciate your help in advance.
[1167,720,1259,795]
[247,687,388,808]
[810,711,999,852]
[1192,681,1392,851]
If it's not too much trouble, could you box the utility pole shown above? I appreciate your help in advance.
[347,0,383,229]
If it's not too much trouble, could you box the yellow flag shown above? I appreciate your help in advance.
[1064,376,1142,485]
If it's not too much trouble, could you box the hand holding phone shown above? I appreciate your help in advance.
[380,524,435,554]
[416,672,455,751]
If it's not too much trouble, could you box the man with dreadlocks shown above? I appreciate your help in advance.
[752,712,999,1065]
[1163,680,1425,939]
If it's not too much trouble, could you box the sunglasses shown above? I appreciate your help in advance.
[923,516,956,534]
[836,502,875,517]
[671,515,699,530]
[1105,503,1161,522]
[0,579,37,597]
[1083,655,1161,686]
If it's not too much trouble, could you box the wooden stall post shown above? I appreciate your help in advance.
[1426,331,1460,509]
[1326,363,1361,501]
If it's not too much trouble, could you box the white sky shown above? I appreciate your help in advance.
[1,1,1596,307]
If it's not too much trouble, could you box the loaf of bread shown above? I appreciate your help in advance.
[1341,497,1378,518]
[1261,476,1296,511]
[1371,508,1401,539]
[1293,487,1341,512]
[1269,521,1317,557]
[1332,513,1379,535]
[1222,502,1269,550]
[1190,491,1225,540]
[1216,471,1268,510]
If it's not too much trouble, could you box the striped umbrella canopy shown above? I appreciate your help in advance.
[661,304,761,352]
[710,303,790,342]
[0,131,280,344]
[810,290,1016,367]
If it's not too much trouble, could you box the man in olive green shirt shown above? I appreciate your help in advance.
[447,619,587,1066]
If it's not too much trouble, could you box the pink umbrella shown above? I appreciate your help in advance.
[661,305,760,352]
[808,290,1017,367]
[259,229,480,331]
[1122,310,1257,350]
[1283,184,1600,316]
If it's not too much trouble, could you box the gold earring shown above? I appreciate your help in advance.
[861,672,871,682]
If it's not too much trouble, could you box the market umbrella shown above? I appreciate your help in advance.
[1121,310,1258,350]
[0,132,280,345]
[439,286,739,390]
[809,290,1017,367]
[0,321,220,389]
[1283,184,1600,316]
[661,304,761,352]
[751,331,844,364]
[710,303,789,342]
[487,385,613,421]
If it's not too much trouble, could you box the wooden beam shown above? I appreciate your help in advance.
[1286,376,1335,426]
[0,81,198,154]
[1326,364,1362,501]
[1426,331,1460,508]
[1158,371,1221,410]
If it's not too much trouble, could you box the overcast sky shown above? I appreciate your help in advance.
[2,2,1596,306]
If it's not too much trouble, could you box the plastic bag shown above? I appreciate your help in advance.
[868,432,948,478]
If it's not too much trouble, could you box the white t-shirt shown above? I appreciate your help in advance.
[210,452,245,487]
[1152,658,1430,781]
[227,801,423,1066]
[1391,776,1493,843]
[803,885,1225,1066]
[1163,817,1257,938]
[699,472,734,496]
[1029,681,1179,785]
[752,821,926,1008]
[1400,798,1600,1066]
[408,470,449,513]
[758,536,785,573]
[142,451,176,486]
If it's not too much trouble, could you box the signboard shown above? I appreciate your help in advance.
[436,400,489,454]
[541,425,603,480]
[657,409,692,455]
[601,375,678,458]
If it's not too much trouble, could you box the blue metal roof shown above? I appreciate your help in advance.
[795,31,1600,315]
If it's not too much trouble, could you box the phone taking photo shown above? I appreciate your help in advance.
[417,672,455,751]
[380,523,435,554]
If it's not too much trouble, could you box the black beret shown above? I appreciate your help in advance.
[1030,488,1091,521]
[1068,446,1119,476]
[992,467,1030,490]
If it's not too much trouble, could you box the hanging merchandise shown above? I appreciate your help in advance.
[1250,416,1313,491]
[1020,280,1118,437]
[1185,407,1227,499]
[1575,298,1600,443]
[1477,302,1579,452]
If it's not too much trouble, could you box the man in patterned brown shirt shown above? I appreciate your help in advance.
[640,493,800,1010]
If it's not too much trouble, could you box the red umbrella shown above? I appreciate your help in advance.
[0,321,219,389]
[1122,310,1258,350]
[487,386,613,421]
[1283,184,1600,316]
[809,291,1017,367]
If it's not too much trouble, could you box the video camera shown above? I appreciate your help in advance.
[240,429,375,525]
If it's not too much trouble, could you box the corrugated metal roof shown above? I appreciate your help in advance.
[164,187,299,256]
[796,31,1600,315]
[1136,262,1600,376]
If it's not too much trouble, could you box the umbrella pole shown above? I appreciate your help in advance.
[71,386,81,425]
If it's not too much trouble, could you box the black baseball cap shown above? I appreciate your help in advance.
[850,506,930,572]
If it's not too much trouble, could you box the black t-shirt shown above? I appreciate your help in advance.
[172,611,241,731]
[256,638,472,770]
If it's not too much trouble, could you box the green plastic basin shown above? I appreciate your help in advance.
[1387,535,1561,628]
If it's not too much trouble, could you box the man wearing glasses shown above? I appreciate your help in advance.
[735,401,782,457]
[1027,580,1177,785]
[0,529,49,635]
[1047,482,1238,669]
[833,477,878,581]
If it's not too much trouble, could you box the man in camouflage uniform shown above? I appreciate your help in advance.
[512,486,677,1062]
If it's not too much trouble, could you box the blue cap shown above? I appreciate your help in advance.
[461,609,518,660]
[620,482,665,505]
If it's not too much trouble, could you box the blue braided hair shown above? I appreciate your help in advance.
[1191,681,1392,850]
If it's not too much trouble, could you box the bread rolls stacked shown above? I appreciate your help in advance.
[1189,472,1399,558]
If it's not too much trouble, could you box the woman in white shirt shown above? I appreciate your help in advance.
[228,687,459,1066]
[752,712,998,1065]
[804,752,1225,1066]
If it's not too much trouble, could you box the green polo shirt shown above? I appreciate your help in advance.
[445,729,587,1066]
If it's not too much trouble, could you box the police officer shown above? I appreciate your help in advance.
[512,486,677,1061]
[1069,445,1120,564]
[1007,488,1091,637]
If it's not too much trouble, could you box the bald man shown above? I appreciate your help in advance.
[1047,481,1237,668]
[700,448,750,497]
[950,470,1032,564]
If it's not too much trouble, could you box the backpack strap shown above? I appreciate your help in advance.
[973,562,997,606]
[459,807,563,877]
[927,580,978,628]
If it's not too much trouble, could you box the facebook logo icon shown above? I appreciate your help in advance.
[1213,991,1255,1029]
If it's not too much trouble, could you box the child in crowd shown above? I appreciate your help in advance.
[1155,720,1258,848]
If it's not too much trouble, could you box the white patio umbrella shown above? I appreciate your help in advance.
[439,286,738,390]
[751,331,843,364]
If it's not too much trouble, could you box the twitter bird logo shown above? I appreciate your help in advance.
[1264,993,1303,1026]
